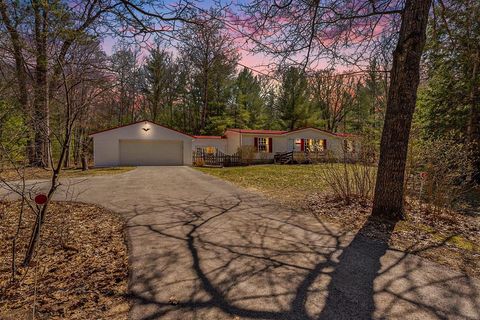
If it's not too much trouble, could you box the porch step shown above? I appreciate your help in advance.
[274,151,294,164]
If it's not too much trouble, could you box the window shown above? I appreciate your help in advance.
[344,140,355,152]
[257,137,268,152]
[304,139,312,151]
[303,139,326,152]
[203,146,216,154]
[195,146,217,155]
[317,139,326,151]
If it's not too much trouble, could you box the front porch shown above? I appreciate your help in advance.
[275,150,357,164]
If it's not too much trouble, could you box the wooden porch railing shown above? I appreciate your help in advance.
[274,151,293,164]
[275,150,357,164]
[193,150,242,167]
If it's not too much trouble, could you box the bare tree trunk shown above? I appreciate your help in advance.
[81,154,88,171]
[73,127,80,166]
[371,0,432,220]
[24,140,68,264]
[467,50,480,183]
[32,0,50,168]
[201,70,209,133]
[0,0,36,164]
[63,139,70,168]
[80,133,90,171]
[24,72,74,266]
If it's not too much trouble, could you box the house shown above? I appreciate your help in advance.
[220,128,356,160]
[89,120,357,167]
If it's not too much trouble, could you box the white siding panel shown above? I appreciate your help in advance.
[225,131,241,154]
[239,134,277,159]
[283,129,345,157]
[192,139,227,153]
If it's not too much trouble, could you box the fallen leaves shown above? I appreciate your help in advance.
[168,295,179,305]
[306,193,480,278]
[0,201,129,319]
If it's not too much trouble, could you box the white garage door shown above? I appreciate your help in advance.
[119,140,183,166]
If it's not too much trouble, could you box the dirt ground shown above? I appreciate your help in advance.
[307,193,480,278]
[0,201,129,319]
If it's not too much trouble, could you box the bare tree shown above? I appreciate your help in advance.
[60,41,111,169]
[310,70,357,132]
[178,8,239,133]
[372,0,432,219]
[23,44,111,265]
[141,45,179,124]
[109,44,142,125]
[240,0,402,70]
[0,0,115,167]
[241,0,432,220]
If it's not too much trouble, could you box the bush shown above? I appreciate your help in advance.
[237,145,256,164]
[317,142,377,204]
[294,152,307,163]
[406,137,475,213]
[193,158,205,167]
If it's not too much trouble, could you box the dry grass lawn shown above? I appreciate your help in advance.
[196,164,328,203]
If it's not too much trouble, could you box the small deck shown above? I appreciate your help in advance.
[274,151,357,164]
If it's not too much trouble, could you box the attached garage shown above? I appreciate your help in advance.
[90,120,194,167]
[119,140,184,166]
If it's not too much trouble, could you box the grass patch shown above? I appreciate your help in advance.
[0,166,135,182]
[445,235,477,251]
[196,164,329,201]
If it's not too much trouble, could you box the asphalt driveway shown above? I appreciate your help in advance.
[5,167,480,319]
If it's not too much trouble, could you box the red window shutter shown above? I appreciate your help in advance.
[254,137,258,149]
[300,139,305,151]
[268,138,273,153]
[323,139,327,150]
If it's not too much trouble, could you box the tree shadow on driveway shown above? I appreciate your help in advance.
[119,193,478,320]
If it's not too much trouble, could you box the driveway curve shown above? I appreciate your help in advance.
[9,167,480,319]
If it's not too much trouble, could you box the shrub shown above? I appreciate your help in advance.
[406,137,475,213]
[237,145,256,164]
[317,141,377,204]
[193,158,205,167]
[294,152,307,163]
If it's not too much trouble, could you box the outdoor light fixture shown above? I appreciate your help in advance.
[142,121,150,132]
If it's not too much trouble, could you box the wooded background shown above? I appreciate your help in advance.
[0,0,478,218]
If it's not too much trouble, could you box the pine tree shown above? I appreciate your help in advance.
[278,67,311,130]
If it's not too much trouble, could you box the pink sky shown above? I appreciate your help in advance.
[99,0,398,78]
[101,34,284,76]
[100,4,372,77]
